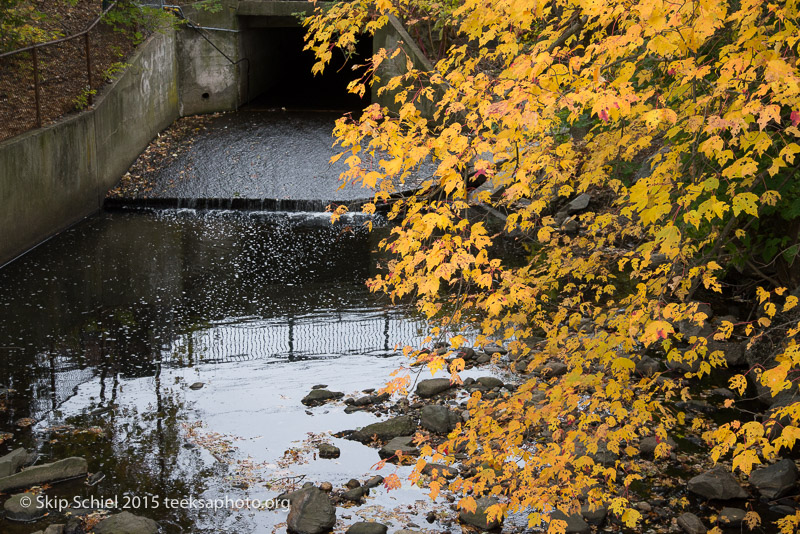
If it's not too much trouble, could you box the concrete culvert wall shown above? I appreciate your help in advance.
[239,17,372,111]
[0,30,180,267]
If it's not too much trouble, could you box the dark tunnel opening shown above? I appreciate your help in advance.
[239,18,373,112]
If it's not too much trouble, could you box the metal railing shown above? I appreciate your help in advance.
[0,2,130,141]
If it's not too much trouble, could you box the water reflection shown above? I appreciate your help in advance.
[0,210,428,533]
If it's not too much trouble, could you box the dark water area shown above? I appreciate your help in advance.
[0,210,445,533]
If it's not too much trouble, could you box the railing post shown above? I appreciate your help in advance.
[84,33,93,106]
[31,46,41,128]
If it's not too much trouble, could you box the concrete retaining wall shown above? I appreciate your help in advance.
[0,29,180,267]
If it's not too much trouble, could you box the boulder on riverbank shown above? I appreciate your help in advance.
[287,487,336,534]
[0,457,87,492]
[419,405,460,435]
[687,465,748,500]
[749,459,798,499]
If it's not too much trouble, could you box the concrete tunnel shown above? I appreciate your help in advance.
[238,15,373,111]
[177,1,425,117]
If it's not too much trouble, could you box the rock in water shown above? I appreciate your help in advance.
[718,507,746,527]
[459,496,502,530]
[421,463,458,479]
[419,405,460,435]
[363,475,384,489]
[317,443,340,459]
[687,465,748,500]
[0,448,31,478]
[0,457,88,492]
[580,504,607,525]
[536,361,568,377]
[639,435,678,458]
[749,459,798,499]
[483,343,507,355]
[302,389,344,406]
[4,492,47,521]
[342,486,367,503]
[566,193,591,213]
[635,356,660,377]
[349,415,416,443]
[287,487,336,534]
[352,395,374,407]
[550,510,590,534]
[64,517,82,534]
[677,512,707,534]
[415,378,453,398]
[378,436,419,460]
[93,512,158,534]
[346,523,388,534]
[476,376,503,389]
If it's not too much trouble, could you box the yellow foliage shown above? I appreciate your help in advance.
[304,0,800,529]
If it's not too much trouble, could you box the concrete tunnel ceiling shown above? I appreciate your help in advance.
[239,16,373,111]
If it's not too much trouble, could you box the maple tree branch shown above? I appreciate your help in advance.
[548,15,588,53]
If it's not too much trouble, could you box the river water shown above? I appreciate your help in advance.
[0,208,477,533]
[0,104,513,533]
